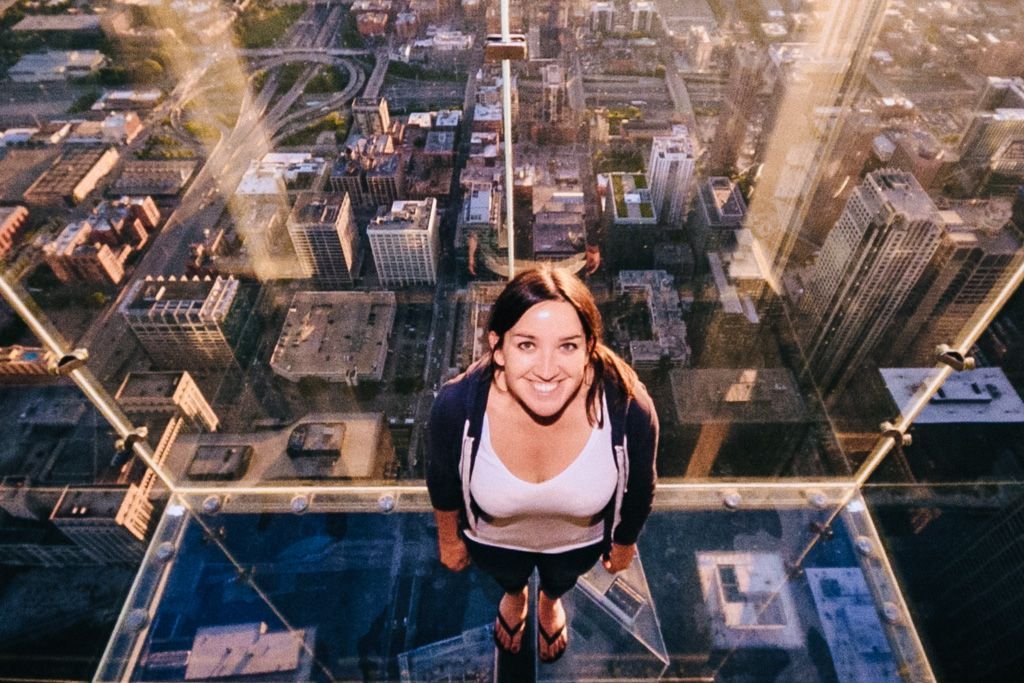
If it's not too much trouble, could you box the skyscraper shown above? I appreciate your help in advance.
[956,78,1024,193]
[352,97,391,136]
[648,124,696,228]
[798,170,944,393]
[120,275,249,369]
[366,199,440,287]
[815,0,887,64]
[540,64,568,125]
[287,192,361,288]
[889,205,1023,365]
[709,43,764,175]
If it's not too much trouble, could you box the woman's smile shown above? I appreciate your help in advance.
[491,300,588,420]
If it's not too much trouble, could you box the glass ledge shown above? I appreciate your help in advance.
[95,490,933,682]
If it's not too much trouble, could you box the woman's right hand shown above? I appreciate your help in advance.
[439,536,470,572]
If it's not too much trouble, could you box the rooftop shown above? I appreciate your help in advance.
[167,413,392,482]
[120,275,239,321]
[51,487,129,520]
[368,199,436,232]
[270,291,396,385]
[670,368,809,424]
[289,193,350,226]
[13,14,102,31]
[115,371,191,400]
[880,368,1024,424]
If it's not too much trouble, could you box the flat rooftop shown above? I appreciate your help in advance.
[51,487,128,520]
[116,371,190,400]
[166,413,391,482]
[13,14,101,31]
[270,291,396,384]
[880,367,1024,424]
[289,193,349,226]
[670,368,809,424]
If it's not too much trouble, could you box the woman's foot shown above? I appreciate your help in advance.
[537,591,568,663]
[494,588,528,654]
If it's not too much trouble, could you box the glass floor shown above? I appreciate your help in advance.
[93,488,930,682]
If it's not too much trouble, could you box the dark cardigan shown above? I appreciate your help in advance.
[426,363,658,550]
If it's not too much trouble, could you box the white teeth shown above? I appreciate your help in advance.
[533,382,557,394]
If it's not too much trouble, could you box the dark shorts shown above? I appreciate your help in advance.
[463,535,605,599]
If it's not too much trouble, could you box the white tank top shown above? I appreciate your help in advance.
[466,398,618,553]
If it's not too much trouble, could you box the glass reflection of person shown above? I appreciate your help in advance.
[427,266,658,662]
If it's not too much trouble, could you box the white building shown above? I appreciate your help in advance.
[630,0,657,32]
[799,170,944,392]
[648,124,696,227]
[590,1,615,32]
[367,199,440,287]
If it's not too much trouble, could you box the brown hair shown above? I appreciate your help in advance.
[487,265,637,425]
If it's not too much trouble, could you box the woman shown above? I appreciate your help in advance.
[427,266,658,663]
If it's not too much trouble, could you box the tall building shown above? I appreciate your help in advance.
[692,177,747,258]
[709,43,764,175]
[49,485,152,564]
[287,193,361,288]
[629,0,656,32]
[120,275,249,369]
[367,199,440,287]
[956,78,1024,193]
[648,124,696,228]
[540,64,569,125]
[115,371,219,432]
[589,1,614,32]
[814,0,887,65]
[889,207,1022,365]
[798,170,944,393]
[352,97,391,136]
[0,205,28,259]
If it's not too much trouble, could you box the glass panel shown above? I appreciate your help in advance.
[95,488,929,682]
[864,482,1024,682]
[2,0,1023,678]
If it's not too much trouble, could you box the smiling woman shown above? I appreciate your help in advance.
[427,266,659,663]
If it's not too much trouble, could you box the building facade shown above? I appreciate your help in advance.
[367,199,440,287]
[798,170,944,393]
[120,275,248,369]
[287,193,361,288]
[648,124,696,228]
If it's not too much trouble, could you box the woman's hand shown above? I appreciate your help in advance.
[602,543,636,573]
[434,509,470,571]
[439,536,470,572]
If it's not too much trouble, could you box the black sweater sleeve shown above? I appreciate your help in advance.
[426,381,467,512]
[612,384,659,546]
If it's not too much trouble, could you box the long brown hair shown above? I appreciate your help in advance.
[487,265,637,425]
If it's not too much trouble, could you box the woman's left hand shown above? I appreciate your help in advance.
[602,543,636,573]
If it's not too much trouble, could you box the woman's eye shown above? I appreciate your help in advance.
[561,343,578,351]
[517,342,535,351]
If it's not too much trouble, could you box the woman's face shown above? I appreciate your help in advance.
[490,300,589,420]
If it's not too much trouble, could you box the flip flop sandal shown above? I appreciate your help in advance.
[538,621,567,663]
[493,611,525,654]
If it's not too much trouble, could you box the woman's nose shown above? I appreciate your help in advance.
[535,349,558,379]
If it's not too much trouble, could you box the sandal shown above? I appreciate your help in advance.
[538,621,567,663]
[493,611,525,654]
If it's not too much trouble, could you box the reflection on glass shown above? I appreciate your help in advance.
[96,498,927,682]
[0,0,1022,679]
